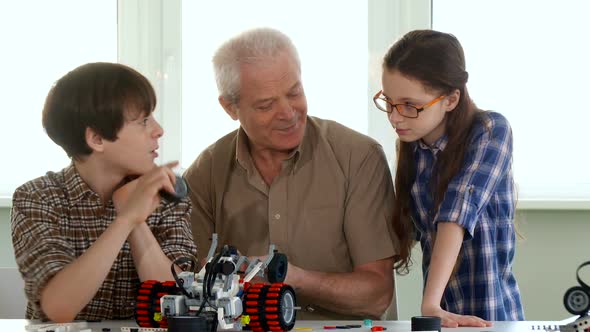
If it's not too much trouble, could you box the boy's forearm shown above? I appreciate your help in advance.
[128,222,177,281]
[40,217,134,322]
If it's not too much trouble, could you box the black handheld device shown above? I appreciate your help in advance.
[160,175,188,202]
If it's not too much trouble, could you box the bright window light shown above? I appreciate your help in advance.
[0,1,116,198]
[433,0,590,201]
[180,0,368,168]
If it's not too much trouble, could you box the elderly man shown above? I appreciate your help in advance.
[184,27,400,320]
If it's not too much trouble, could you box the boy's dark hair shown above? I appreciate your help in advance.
[42,62,157,159]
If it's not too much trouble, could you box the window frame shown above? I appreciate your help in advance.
[2,0,587,209]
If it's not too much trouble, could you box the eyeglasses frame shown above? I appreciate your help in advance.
[373,90,446,119]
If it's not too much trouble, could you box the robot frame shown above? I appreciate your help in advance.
[134,234,297,332]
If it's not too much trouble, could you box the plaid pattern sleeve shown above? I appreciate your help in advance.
[11,185,76,320]
[151,197,198,268]
[434,112,514,238]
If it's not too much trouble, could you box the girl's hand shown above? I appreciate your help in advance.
[421,303,492,328]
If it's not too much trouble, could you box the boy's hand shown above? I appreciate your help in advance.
[113,162,178,226]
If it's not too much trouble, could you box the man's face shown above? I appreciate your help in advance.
[102,112,163,176]
[229,51,308,154]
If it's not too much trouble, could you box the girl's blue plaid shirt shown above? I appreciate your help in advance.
[410,111,525,320]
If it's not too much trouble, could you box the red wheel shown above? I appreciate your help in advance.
[243,283,297,332]
[135,280,179,328]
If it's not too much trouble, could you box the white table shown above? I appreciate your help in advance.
[0,319,575,332]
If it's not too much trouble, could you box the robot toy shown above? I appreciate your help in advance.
[564,261,590,317]
[557,261,590,332]
[134,234,297,332]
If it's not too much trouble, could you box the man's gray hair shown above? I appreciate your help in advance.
[212,27,301,104]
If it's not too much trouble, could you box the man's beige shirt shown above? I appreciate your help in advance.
[184,116,398,320]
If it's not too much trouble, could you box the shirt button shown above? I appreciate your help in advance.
[274,213,281,220]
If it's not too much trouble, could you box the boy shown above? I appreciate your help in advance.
[11,62,196,322]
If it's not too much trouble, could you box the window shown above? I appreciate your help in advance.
[180,0,368,168]
[433,0,590,206]
[2,0,585,209]
[0,1,117,200]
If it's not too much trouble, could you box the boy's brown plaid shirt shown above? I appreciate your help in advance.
[11,164,197,320]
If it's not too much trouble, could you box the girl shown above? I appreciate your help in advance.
[375,30,524,327]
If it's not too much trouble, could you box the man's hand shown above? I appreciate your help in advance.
[421,303,492,328]
[113,162,178,226]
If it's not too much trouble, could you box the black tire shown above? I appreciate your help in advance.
[267,253,288,283]
[564,286,590,315]
[277,285,296,330]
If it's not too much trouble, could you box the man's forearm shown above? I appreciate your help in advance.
[286,258,394,318]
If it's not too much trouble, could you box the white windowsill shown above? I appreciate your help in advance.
[0,196,12,208]
[1,195,590,210]
[1,197,11,208]
[516,199,590,210]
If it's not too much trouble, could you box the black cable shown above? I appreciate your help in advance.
[170,256,197,298]
[577,261,590,290]
[197,249,224,316]
[204,247,231,332]
[206,246,230,298]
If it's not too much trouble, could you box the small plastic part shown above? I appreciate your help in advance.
[411,316,442,332]
[363,319,373,327]
[370,326,386,331]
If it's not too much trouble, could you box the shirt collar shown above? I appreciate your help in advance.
[235,126,303,173]
[416,134,449,154]
[64,163,100,207]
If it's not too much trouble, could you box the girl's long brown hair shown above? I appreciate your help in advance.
[384,30,482,274]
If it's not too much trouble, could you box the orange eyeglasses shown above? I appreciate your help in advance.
[373,90,445,118]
